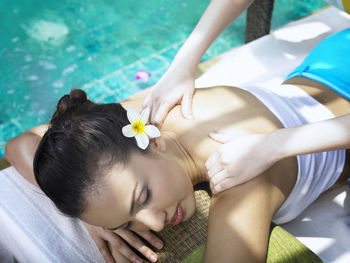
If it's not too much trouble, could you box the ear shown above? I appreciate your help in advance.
[149,137,166,152]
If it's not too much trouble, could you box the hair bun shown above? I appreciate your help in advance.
[69,89,87,102]
[51,89,88,124]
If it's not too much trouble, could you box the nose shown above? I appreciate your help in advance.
[134,209,166,232]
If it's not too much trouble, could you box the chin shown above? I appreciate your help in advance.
[184,195,196,221]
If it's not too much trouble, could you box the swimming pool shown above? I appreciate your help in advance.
[0,0,327,158]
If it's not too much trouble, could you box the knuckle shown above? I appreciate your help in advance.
[214,184,221,192]
[110,237,122,248]
[128,235,140,246]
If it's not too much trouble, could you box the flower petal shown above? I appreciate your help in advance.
[135,133,149,150]
[122,124,136,137]
[140,107,150,124]
[145,125,160,138]
[127,108,140,123]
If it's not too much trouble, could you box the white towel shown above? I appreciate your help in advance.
[0,166,104,263]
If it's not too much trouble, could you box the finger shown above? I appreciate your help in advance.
[109,234,144,263]
[152,101,173,127]
[108,243,139,263]
[207,161,224,179]
[93,237,116,263]
[212,177,239,195]
[210,169,229,185]
[205,151,219,171]
[118,229,158,263]
[209,132,233,143]
[181,90,194,119]
[142,94,151,110]
[136,231,163,250]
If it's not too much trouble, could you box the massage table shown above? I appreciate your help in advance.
[1,6,349,263]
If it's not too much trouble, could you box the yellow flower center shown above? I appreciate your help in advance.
[132,121,145,134]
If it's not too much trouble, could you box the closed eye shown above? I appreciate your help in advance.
[139,185,151,207]
[119,184,152,231]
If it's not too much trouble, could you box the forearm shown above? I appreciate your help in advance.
[5,124,48,187]
[172,0,253,71]
[270,113,350,161]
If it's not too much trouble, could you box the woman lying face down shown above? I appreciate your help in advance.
[33,73,350,262]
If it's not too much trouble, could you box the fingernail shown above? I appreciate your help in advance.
[135,259,142,263]
[150,254,158,262]
[155,241,163,249]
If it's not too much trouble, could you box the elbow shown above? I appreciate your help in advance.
[4,137,16,165]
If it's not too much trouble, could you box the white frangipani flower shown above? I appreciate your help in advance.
[122,108,160,150]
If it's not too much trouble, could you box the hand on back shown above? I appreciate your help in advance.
[206,131,279,194]
[143,65,195,127]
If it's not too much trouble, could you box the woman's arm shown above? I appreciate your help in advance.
[204,170,282,262]
[5,124,48,187]
[144,0,254,126]
[207,113,350,193]
[271,113,350,157]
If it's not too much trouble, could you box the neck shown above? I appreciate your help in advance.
[162,131,207,186]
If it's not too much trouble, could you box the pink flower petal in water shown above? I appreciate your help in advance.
[135,70,151,82]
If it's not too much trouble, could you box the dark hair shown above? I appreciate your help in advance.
[34,89,144,217]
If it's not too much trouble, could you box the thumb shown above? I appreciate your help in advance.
[142,94,151,110]
[209,132,233,143]
[181,90,194,120]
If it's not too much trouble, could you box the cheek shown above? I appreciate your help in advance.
[152,165,182,203]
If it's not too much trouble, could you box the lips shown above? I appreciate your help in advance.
[169,204,183,226]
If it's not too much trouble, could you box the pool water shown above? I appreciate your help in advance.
[0,0,327,158]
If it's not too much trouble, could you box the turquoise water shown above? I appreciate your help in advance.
[0,0,327,158]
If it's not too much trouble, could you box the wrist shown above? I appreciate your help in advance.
[171,51,200,75]
[265,129,288,163]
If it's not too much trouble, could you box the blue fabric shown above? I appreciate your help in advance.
[286,29,350,100]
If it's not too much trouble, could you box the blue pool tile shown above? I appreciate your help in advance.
[100,95,120,103]
[105,58,124,72]
[16,113,43,130]
[114,84,142,101]
[122,62,146,82]
[206,41,231,58]
[135,81,153,91]
[153,68,168,80]
[142,56,165,71]
[0,121,23,143]
[121,52,139,65]
[83,82,112,101]
[160,48,178,61]
[85,40,103,53]
[136,46,156,58]
[103,73,129,91]
[95,94,120,104]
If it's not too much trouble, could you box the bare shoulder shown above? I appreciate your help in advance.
[120,87,150,110]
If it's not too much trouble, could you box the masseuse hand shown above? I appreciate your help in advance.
[206,131,280,194]
[83,222,163,263]
[143,64,195,127]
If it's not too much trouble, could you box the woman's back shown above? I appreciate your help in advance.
[123,86,284,167]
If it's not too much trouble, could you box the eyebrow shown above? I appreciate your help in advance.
[108,180,138,231]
